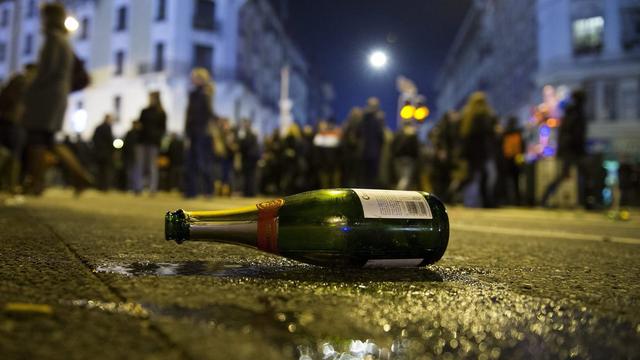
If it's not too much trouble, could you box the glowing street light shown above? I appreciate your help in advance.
[65,16,80,32]
[369,50,388,69]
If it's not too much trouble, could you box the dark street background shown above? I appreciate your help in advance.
[1,191,638,359]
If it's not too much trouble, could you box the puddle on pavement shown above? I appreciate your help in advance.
[95,261,250,277]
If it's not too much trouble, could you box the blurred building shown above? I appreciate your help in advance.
[436,0,640,157]
[0,0,333,139]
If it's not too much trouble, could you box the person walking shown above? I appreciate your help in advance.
[166,133,184,192]
[459,92,499,208]
[313,119,341,189]
[184,68,215,198]
[360,98,386,188]
[391,120,419,190]
[135,91,166,194]
[22,3,93,195]
[237,119,259,197]
[123,120,142,193]
[501,116,525,205]
[541,90,588,207]
[92,114,115,191]
[0,64,36,196]
[340,107,364,187]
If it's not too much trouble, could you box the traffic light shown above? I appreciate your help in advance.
[400,101,415,120]
[414,104,430,122]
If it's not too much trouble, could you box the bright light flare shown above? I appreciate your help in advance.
[65,16,80,32]
[369,50,388,69]
[113,139,124,149]
[400,105,415,120]
[414,106,430,121]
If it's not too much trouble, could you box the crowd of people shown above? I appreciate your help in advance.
[1,3,638,209]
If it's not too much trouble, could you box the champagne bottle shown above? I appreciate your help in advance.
[165,189,449,268]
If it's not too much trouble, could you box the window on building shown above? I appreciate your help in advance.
[572,16,604,55]
[114,51,125,75]
[156,0,167,21]
[1,8,10,28]
[0,42,6,63]
[80,17,90,40]
[115,6,128,32]
[192,44,213,73]
[622,8,640,50]
[23,34,33,55]
[193,0,216,31]
[154,42,165,72]
[113,95,122,122]
[26,0,36,19]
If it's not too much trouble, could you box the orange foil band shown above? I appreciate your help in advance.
[256,199,284,254]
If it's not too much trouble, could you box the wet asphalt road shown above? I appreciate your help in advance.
[1,190,639,359]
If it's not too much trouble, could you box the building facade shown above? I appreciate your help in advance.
[0,0,333,139]
[436,0,640,157]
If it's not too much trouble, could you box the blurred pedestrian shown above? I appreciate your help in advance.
[361,97,386,188]
[22,3,93,195]
[541,89,588,207]
[313,119,341,189]
[135,91,166,194]
[460,92,499,208]
[184,67,215,198]
[92,114,115,191]
[166,133,184,192]
[281,123,306,195]
[237,119,259,197]
[392,120,419,190]
[123,120,142,193]
[340,107,364,187]
[501,116,525,205]
[0,64,36,195]
[430,111,461,202]
[211,118,236,197]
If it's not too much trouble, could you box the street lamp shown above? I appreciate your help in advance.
[65,16,80,33]
[368,50,388,70]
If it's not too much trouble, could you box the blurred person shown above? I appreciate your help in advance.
[281,123,306,195]
[91,114,115,191]
[361,98,386,188]
[541,90,587,207]
[430,111,461,202]
[391,120,419,190]
[259,130,283,195]
[184,67,215,198]
[460,92,499,208]
[211,117,236,197]
[300,124,316,191]
[340,107,364,187]
[166,133,184,192]
[313,119,341,189]
[237,119,259,197]
[135,91,166,194]
[0,64,36,195]
[22,3,93,195]
[501,116,525,205]
[123,120,142,193]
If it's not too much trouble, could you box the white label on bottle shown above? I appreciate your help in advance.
[364,258,424,268]
[353,189,432,219]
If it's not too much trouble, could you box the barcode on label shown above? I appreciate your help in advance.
[353,189,432,219]
[405,201,428,215]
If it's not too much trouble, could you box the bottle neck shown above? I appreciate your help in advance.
[166,206,259,247]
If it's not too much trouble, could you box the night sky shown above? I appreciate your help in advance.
[275,0,472,127]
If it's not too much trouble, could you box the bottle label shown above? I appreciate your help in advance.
[352,189,432,219]
[256,199,285,254]
[364,258,424,268]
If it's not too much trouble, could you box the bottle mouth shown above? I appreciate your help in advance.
[165,209,189,244]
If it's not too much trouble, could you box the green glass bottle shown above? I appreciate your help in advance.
[165,189,449,268]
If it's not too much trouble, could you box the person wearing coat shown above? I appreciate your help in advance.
[22,3,93,195]
[184,67,216,198]
[134,91,167,194]
[92,114,115,191]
